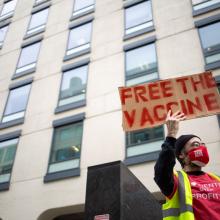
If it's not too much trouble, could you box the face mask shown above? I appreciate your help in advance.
[187,145,209,167]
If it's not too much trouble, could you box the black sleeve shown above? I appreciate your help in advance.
[154,136,177,197]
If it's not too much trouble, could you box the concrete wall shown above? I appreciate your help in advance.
[0,0,219,219]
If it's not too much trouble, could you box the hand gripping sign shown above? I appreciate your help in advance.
[118,72,220,132]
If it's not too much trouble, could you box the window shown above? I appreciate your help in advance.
[125,1,153,36]
[198,21,220,66]
[26,8,49,36]
[2,84,31,123]
[0,25,8,47]
[0,0,17,20]
[126,126,164,158]
[73,0,95,16]
[0,138,18,184]
[192,0,220,15]
[48,121,83,174]
[66,22,92,58]
[58,65,88,107]
[15,41,41,75]
[125,43,158,86]
[124,39,164,164]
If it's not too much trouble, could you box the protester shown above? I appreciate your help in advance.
[154,110,220,220]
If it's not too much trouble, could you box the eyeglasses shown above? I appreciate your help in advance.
[190,141,205,147]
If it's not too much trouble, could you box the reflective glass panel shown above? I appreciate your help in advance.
[126,43,157,76]
[17,42,41,68]
[4,84,31,116]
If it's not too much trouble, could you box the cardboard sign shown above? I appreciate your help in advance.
[94,214,110,220]
[119,72,220,132]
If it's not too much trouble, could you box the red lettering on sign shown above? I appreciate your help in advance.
[186,97,202,114]
[166,102,179,113]
[190,75,205,92]
[124,110,136,127]
[134,86,148,103]
[203,93,220,111]
[160,81,173,97]
[149,83,160,100]
[140,108,154,126]
[180,99,188,115]
[153,105,166,121]
[120,88,132,105]
[204,72,216,88]
[176,77,189,94]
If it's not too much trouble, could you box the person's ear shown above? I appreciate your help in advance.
[179,152,185,159]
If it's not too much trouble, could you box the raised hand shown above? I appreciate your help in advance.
[166,110,186,138]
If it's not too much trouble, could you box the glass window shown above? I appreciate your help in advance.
[48,122,83,173]
[2,84,31,123]
[125,43,158,86]
[125,1,153,35]
[66,22,92,56]
[27,8,49,35]
[0,138,18,184]
[0,0,17,20]
[199,21,220,64]
[15,42,41,74]
[73,0,94,16]
[125,41,163,160]
[126,126,164,157]
[59,65,88,106]
[0,25,8,46]
[192,0,220,11]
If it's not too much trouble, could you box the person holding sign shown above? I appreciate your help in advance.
[154,110,220,220]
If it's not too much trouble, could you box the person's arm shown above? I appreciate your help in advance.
[154,110,186,197]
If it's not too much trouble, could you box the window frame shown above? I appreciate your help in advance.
[0,0,17,21]
[0,77,33,129]
[55,58,90,114]
[71,0,95,20]
[0,130,21,191]
[24,3,50,39]
[195,14,220,71]
[124,126,165,166]
[12,36,43,79]
[123,36,164,165]
[192,0,220,16]
[0,21,10,49]
[64,16,94,62]
[44,113,85,183]
[33,0,51,7]
[123,36,159,86]
[123,0,154,40]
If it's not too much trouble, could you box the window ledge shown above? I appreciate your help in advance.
[205,60,220,71]
[12,67,36,80]
[55,100,86,114]
[0,182,10,191]
[23,28,45,40]
[44,168,80,183]
[193,2,220,16]
[70,8,95,21]
[123,26,155,41]
[33,0,51,8]
[63,48,91,62]
[0,118,24,130]
[123,151,160,166]
[0,14,13,22]
[0,17,11,28]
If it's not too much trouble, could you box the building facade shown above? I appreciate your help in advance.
[0,0,219,219]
